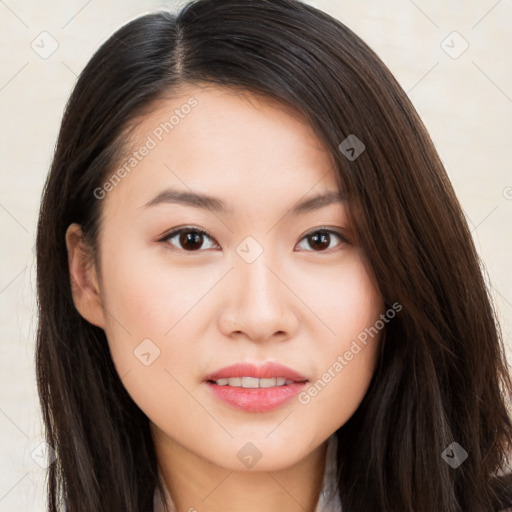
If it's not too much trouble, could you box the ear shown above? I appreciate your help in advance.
[65,223,106,329]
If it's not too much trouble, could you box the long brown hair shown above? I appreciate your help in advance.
[35,0,512,510]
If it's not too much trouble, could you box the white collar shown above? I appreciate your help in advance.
[153,433,341,512]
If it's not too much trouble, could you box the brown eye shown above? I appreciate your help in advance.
[160,226,348,254]
[161,228,218,252]
[297,229,348,252]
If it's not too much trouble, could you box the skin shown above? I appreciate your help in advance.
[66,83,384,512]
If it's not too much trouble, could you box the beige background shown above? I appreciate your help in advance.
[1,0,511,510]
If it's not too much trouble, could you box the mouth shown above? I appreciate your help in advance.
[204,362,309,412]
[206,376,307,388]
[204,361,308,384]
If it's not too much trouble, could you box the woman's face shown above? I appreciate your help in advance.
[67,83,384,471]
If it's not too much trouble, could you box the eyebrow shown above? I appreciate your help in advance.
[141,188,346,215]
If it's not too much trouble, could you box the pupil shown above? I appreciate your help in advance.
[310,232,329,250]
[180,231,203,250]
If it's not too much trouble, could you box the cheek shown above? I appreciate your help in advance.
[298,341,379,434]
[301,255,383,347]
[100,237,213,338]
[297,258,383,421]
[97,239,201,422]
[97,236,222,382]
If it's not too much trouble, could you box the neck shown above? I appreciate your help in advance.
[151,426,329,512]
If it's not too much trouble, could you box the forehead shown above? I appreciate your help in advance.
[101,83,340,215]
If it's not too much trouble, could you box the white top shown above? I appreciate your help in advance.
[153,433,342,512]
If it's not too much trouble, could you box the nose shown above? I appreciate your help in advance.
[217,253,299,343]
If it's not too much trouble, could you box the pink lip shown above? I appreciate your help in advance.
[204,362,309,413]
[206,381,307,412]
[204,362,308,382]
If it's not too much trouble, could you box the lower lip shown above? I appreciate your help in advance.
[205,381,308,412]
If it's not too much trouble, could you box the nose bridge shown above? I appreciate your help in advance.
[220,239,296,340]
[236,246,282,312]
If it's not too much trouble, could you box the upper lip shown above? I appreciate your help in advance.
[204,362,309,382]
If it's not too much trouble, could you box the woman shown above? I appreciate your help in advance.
[35,0,512,510]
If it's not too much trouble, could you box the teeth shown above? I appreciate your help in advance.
[213,377,296,388]
[259,378,276,388]
[242,376,259,388]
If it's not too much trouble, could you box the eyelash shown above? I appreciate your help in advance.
[158,226,350,254]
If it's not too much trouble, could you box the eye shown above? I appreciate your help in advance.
[296,228,349,252]
[160,227,219,252]
[158,226,349,253]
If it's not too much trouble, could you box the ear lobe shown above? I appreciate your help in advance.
[65,223,106,329]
